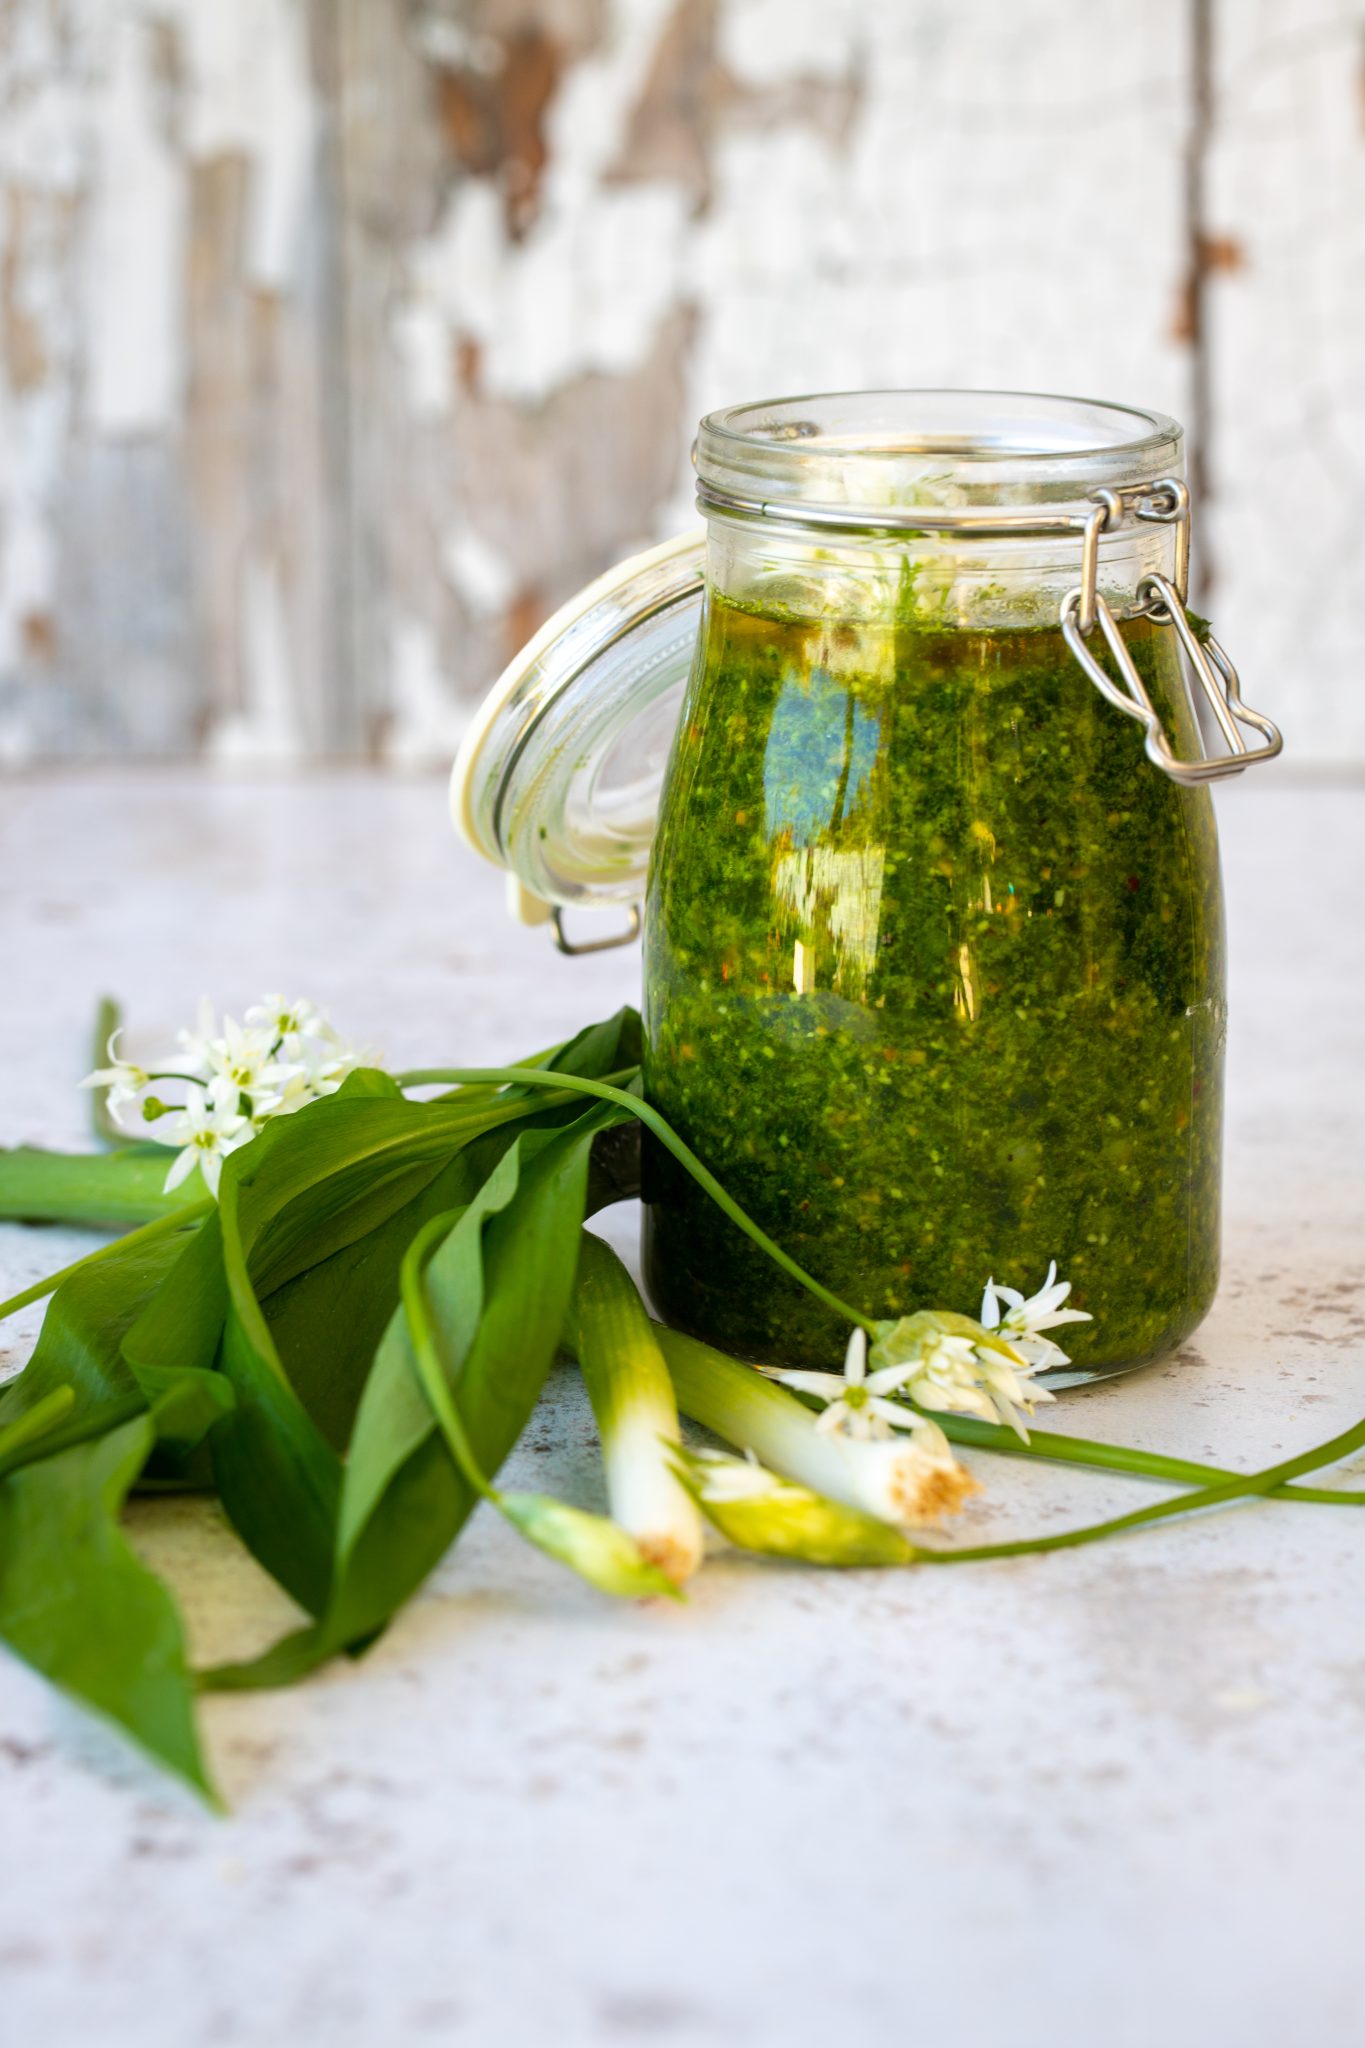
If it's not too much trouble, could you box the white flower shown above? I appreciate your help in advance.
[79,1030,150,1117]
[199,1014,286,1112]
[765,1327,943,1442]
[262,1027,370,1112]
[76,991,373,1188]
[981,1261,1092,1371]
[159,1077,253,1196]
[245,994,328,1063]
[869,1307,1057,1440]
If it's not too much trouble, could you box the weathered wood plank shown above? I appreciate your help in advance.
[0,0,1357,765]
[1204,0,1365,766]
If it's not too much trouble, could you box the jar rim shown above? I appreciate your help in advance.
[695,388,1184,514]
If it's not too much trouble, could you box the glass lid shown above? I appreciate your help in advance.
[450,530,705,916]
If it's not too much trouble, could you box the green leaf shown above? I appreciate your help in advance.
[135,1366,235,1462]
[0,1415,216,1803]
[120,1214,229,1489]
[399,1210,680,1601]
[263,1130,526,1454]
[203,1102,626,1690]
[0,1387,77,1476]
[203,1078,583,1614]
[0,1229,188,1447]
[0,1144,204,1229]
[333,1110,622,1630]
[123,1213,228,1384]
[229,1071,558,1303]
[211,1252,342,1619]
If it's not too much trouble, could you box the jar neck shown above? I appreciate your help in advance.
[695,388,1186,630]
[702,515,1181,632]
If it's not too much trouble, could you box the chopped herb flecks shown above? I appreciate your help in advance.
[642,593,1225,1377]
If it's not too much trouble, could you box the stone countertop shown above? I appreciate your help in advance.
[1,770,1363,2048]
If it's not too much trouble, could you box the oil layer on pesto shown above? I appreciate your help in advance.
[642,587,1225,1377]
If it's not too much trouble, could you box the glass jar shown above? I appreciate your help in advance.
[452,390,1281,1384]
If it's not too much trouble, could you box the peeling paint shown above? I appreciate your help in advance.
[85,19,185,436]
[717,0,862,88]
[210,551,301,763]
[0,0,1358,764]
[390,298,454,418]
[384,614,470,770]
[409,0,693,405]
[443,527,516,617]
[167,0,318,294]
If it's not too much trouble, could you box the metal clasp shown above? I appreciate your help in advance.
[1060,481,1283,786]
[550,904,642,956]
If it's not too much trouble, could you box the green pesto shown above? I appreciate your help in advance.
[642,589,1225,1376]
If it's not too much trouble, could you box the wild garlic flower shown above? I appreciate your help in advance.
[764,1327,936,1442]
[81,992,374,1198]
[200,1016,289,1113]
[981,1262,1092,1371]
[869,1307,1057,1440]
[79,1031,151,1116]
[245,994,324,1053]
[270,1026,369,1105]
[159,1077,252,1195]
[760,1328,979,1519]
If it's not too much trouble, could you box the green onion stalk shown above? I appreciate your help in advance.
[400,1212,681,1602]
[565,1233,703,1587]
[655,1321,975,1529]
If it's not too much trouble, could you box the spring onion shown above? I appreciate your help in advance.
[566,1233,703,1586]
[673,1445,919,1566]
[400,1213,680,1602]
[655,1322,977,1528]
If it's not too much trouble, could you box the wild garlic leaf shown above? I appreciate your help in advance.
[204,1074,599,1613]
[0,1144,207,1230]
[0,1231,186,1445]
[0,1414,215,1804]
[203,1100,627,1691]
[0,1387,77,1478]
[333,1107,626,1614]
[117,1213,229,1491]
[265,1136,510,1453]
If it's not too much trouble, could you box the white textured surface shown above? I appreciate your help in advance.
[1,769,1364,2048]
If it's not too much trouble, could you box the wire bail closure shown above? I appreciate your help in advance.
[1059,477,1282,786]
[530,466,1283,952]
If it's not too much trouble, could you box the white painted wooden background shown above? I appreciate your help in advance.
[0,0,1359,769]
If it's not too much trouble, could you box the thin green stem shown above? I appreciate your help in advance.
[0,1199,213,1323]
[934,1412,1365,1506]
[399,1210,498,1503]
[89,996,133,1148]
[916,1401,1365,1564]
[396,1067,870,1332]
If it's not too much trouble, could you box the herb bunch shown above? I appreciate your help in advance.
[0,996,1362,1807]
